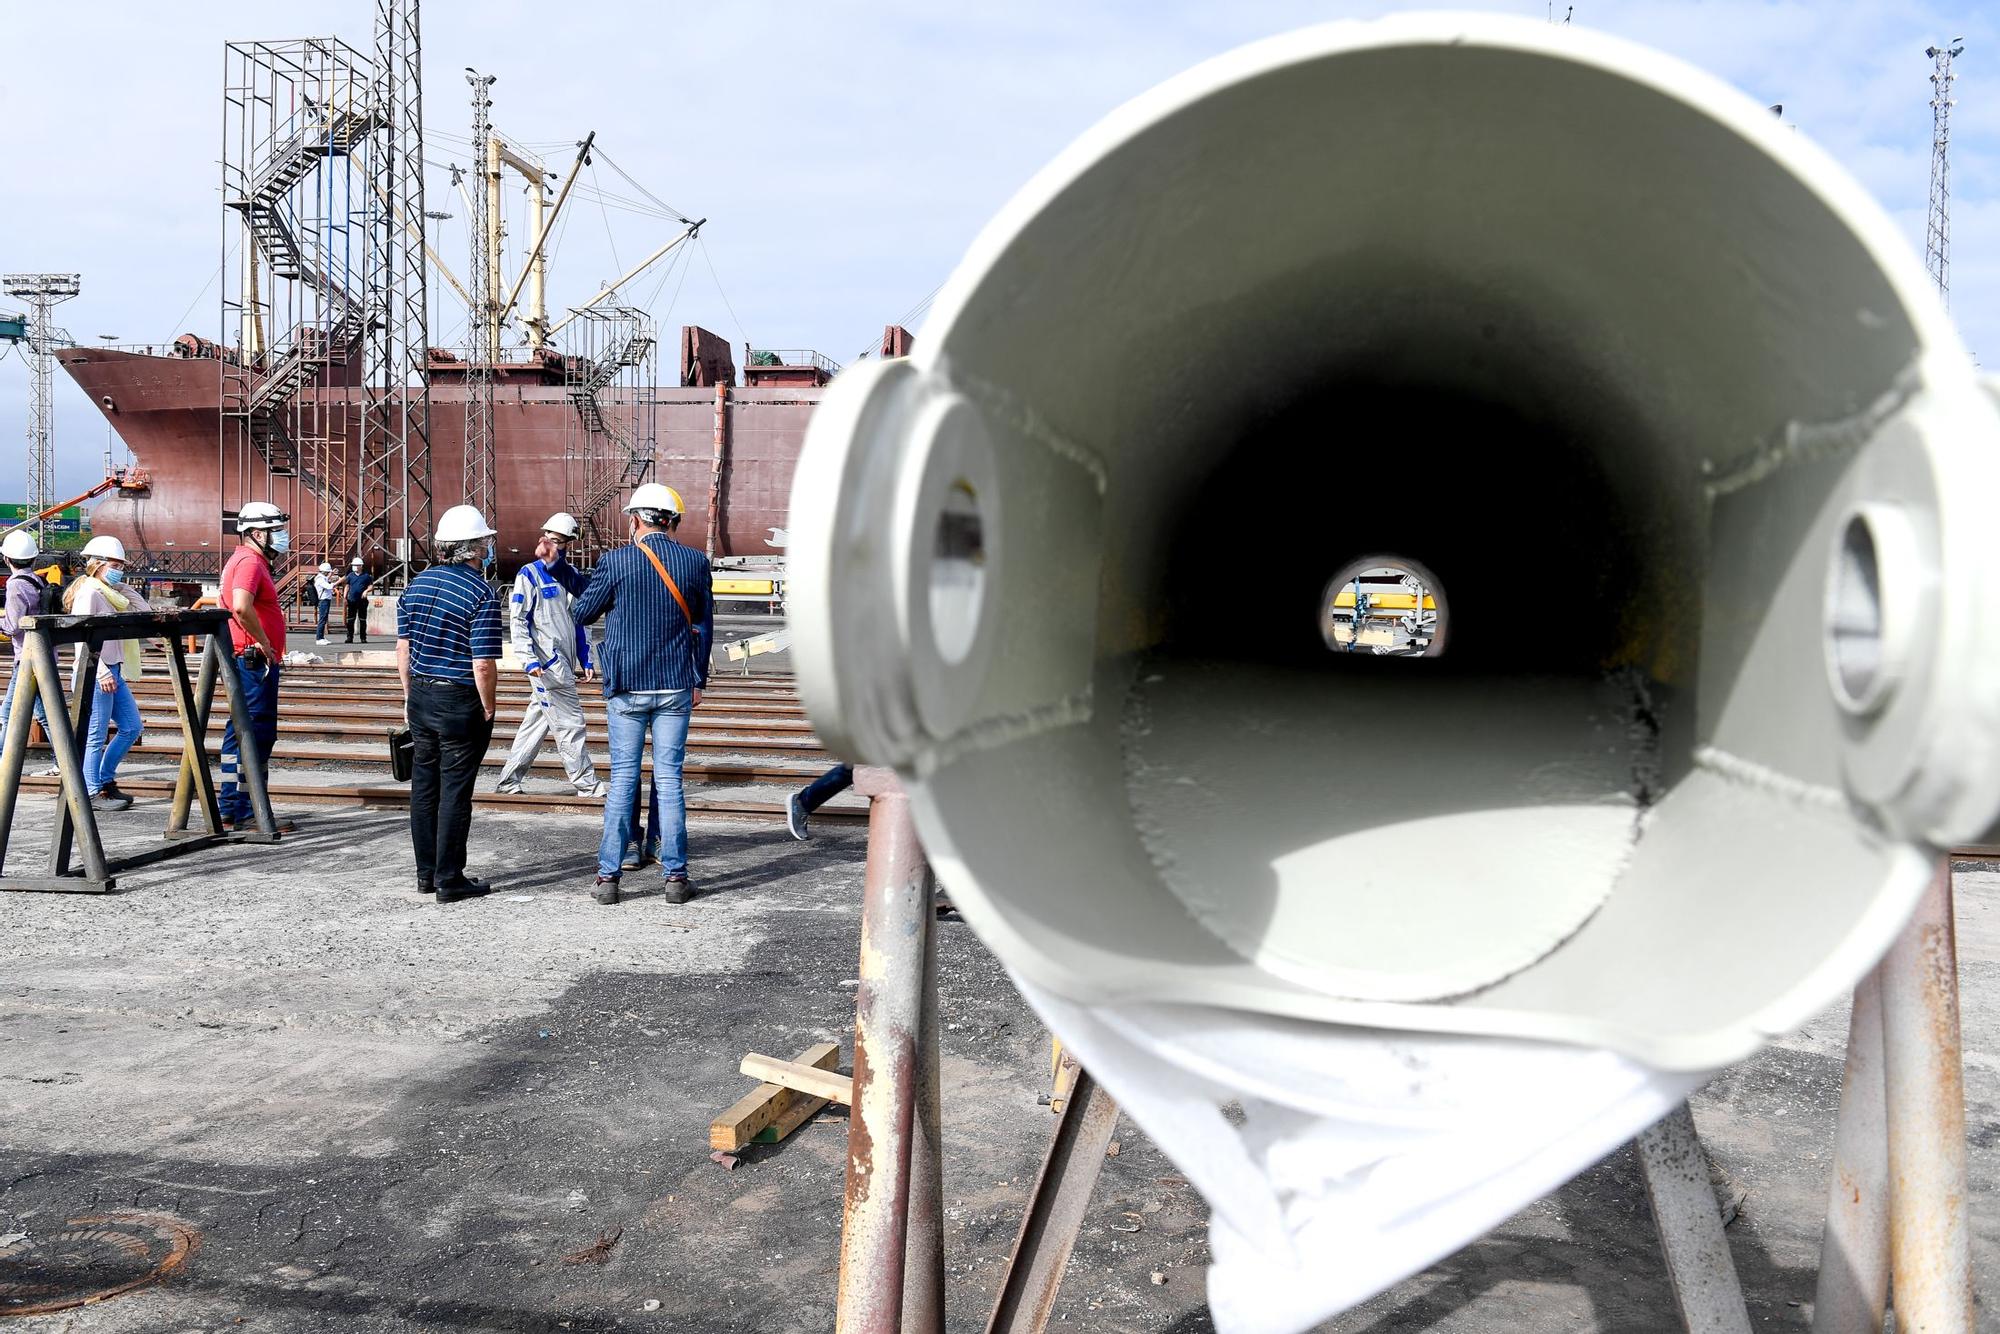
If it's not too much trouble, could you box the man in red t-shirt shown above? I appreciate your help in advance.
[219,500,292,831]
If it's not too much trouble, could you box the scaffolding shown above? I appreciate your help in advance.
[220,11,431,591]
[358,0,434,582]
[221,37,376,577]
[562,306,658,559]
[461,70,499,528]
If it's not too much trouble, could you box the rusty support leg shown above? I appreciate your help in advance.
[1881,862,1974,1332]
[837,767,943,1334]
[0,655,40,874]
[1638,1102,1752,1334]
[28,632,109,888]
[984,1066,1122,1334]
[903,879,945,1334]
[1814,971,1888,1334]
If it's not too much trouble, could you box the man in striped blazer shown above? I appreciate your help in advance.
[574,482,713,906]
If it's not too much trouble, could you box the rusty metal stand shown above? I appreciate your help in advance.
[0,609,277,893]
[1814,860,1974,1333]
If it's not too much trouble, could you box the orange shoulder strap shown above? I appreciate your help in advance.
[636,537,694,625]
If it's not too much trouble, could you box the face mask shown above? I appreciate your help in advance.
[102,568,124,586]
[270,530,291,555]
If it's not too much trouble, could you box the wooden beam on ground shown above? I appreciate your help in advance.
[710,1041,841,1152]
[739,1050,853,1107]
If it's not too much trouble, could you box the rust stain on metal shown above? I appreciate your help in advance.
[0,1211,201,1317]
[846,1032,877,1208]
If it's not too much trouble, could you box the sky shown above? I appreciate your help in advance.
[2,0,1997,502]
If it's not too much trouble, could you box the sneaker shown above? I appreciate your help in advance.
[593,875,621,906]
[581,780,608,799]
[787,792,810,841]
[661,875,692,905]
[34,764,59,778]
[315,638,329,645]
[494,779,524,795]
[621,844,658,872]
[98,781,132,804]
[435,876,492,904]
[90,790,133,812]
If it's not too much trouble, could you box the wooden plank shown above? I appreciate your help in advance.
[740,1052,854,1106]
[709,1042,839,1153]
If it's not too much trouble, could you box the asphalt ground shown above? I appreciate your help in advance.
[0,789,1993,1331]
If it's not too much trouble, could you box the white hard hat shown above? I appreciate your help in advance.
[350,556,365,566]
[435,504,497,544]
[318,561,334,573]
[623,483,685,516]
[1,531,40,563]
[236,500,289,532]
[81,535,127,562]
[542,511,581,538]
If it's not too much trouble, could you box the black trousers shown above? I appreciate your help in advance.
[408,678,492,887]
[345,599,369,641]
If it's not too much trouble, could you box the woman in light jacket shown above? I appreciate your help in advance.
[65,535,152,812]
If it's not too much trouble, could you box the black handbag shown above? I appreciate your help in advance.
[388,726,414,782]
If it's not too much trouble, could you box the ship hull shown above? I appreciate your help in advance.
[58,347,816,572]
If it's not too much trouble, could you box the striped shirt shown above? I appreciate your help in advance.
[573,532,713,694]
[397,562,502,683]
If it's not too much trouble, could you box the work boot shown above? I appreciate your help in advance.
[416,879,435,896]
[592,875,621,906]
[230,813,299,835]
[98,781,133,805]
[90,789,133,813]
[494,779,524,795]
[621,843,658,872]
[435,876,492,905]
[787,792,810,841]
[661,875,693,905]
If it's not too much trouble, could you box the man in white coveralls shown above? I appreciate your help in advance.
[494,512,606,797]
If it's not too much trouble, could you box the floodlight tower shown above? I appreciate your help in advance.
[1926,37,1965,302]
[1,274,81,535]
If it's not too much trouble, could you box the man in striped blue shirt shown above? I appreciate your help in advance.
[574,482,712,906]
[397,505,504,905]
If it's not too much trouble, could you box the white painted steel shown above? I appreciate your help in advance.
[789,14,2000,1067]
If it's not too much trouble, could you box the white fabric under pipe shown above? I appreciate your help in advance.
[1014,976,1713,1333]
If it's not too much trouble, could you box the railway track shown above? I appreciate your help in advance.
[0,659,861,824]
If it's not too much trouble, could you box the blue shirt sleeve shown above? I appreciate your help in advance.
[695,554,714,689]
[573,559,613,626]
[551,557,592,598]
[471,587,503,661]
[395,588,411,639]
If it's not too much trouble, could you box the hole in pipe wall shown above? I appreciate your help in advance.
[1322,557,1444,657]
[930,479,986,665]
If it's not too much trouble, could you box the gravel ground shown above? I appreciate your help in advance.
[0,796,1992,1331]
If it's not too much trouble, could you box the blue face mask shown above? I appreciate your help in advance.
[270,530,291,555]
[102,568,124,586]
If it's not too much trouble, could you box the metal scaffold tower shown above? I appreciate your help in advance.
[358,0,434,582]
[461,70,499,527]
[563,306,658,559]
[0,275,80,539]
[1927,37,1965,301]
[221,37,378,578]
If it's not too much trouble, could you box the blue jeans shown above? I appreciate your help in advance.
[82,662,143,795]
[0,657,50,754]
[316,598,333,640]
[598,689,691,879]
[220,656,281,822]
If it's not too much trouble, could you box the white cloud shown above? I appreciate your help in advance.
[1,1,1992,496]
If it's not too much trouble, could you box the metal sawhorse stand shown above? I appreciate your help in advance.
[832,773,1975,1334]
[0,608,282,894]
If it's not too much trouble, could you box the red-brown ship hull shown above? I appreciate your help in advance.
[57,345,818,573]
